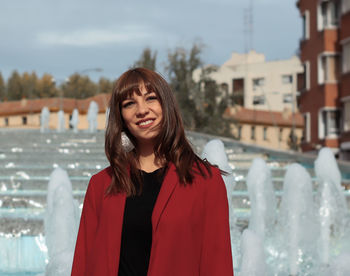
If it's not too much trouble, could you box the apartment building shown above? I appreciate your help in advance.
[193,50,303,113]
[297,0,350,158]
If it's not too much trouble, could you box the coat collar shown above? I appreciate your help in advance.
[152,163,178,233]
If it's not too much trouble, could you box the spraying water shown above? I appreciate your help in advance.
[314,148,347,265]
[57,110,65,133]
[87,101,99,132]
[45,167,80,276]
[276,163,317,275]
[201,139,239,266]
[246,157,276,239]
[40,107,50,133]
[70,109,79,133]
[239,229,268,276]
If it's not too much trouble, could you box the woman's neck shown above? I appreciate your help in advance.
[137,143,163,173]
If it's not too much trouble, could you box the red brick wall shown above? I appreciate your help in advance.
[298,0,341,152]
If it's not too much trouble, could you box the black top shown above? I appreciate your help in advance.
[118,167,166,276]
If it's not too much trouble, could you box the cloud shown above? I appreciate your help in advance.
[37,26,152,47]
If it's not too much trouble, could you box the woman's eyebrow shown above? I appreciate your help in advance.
[143,91,155,96]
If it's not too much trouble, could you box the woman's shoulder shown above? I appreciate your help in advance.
[88,166,113,191]
[192,160,222,182]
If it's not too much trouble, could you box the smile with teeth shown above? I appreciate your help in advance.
[137,119,155,126]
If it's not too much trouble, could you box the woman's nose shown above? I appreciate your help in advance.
[136,100,149,116]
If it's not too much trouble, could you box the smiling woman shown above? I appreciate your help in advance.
[71,68,234,276]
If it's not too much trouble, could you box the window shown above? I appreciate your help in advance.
[4,117,9,126]
[252,78,265,90]
[282,75,293,84]
[302,113,311,142]
[317,1,339,30]
[343,100,350,132]
[318,54,340,84]
[237,125,242,140]
[263,127,268,140]
[342,0,350,14]
[220,83,229,96]
[279,128,283,142]
[253,95,265,105]
[318,109,341,138]
[297,61,310,92]
[302,10,310,40]
[283,94,293,104]
[342,40,350,74]
[22,116,27,125]
[251,126,255,140]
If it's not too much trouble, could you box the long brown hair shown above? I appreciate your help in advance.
[105,68,211,196]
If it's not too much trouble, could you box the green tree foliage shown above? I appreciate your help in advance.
[166,43,203,129]
[0,72,5,101]
[134,47,157,71]
[98,77,114,94]
[165,43,231,136]
[7,71,23,100]
[35,74,57,98]
[195,66,231,136]
[61,73,98,99]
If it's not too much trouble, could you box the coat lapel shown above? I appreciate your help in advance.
[104,191,126,275]
[151,163,178,233]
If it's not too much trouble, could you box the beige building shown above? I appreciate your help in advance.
[193,50,304,112]
[224,106,304,151]
[0,94,111,130]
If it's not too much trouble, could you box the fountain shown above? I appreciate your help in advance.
[70,109,79,133]
[201,139,240,267]
[314,148,347,267]
[40,107,50,133]
[271,163,317,275]
[239,229,268,276]
[45,167,80,276]
[87,101,98,133]
[57,110,65,133]
[1,131,350,275]
[246,157,276,240]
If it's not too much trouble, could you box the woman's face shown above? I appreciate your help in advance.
[121,83,162,147]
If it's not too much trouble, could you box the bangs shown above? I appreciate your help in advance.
[117,71,159,102]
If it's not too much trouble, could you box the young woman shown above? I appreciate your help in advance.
[71,68,234,276]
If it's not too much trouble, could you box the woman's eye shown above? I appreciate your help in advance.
[146,96,158,101]
[122,101,134,108]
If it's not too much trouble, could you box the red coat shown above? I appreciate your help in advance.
[71,163,234,276]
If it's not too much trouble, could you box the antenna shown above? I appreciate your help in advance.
[243,0,254,53]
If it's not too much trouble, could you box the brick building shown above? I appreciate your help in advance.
[297,0,350,159]
[0,94,110,130]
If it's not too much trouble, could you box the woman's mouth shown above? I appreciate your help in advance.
[137,119,155,128]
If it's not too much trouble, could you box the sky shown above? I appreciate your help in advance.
[0,0,301,82]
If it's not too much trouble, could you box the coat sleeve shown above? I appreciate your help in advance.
[71,175,99,276]
[200,169,234,276]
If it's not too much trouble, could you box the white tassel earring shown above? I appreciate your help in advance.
[121,131,135,152]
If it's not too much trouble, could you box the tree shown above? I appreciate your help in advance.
[0,72,5,101]
[21,72,38,99]
[166,43,203,129]
[98,77,114,94]
[134,47,157,71]
[61,73,98,99]
[195,66,231,136]
[7,71,23,100]
[288,129,299,151]
[35,73,57,98]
